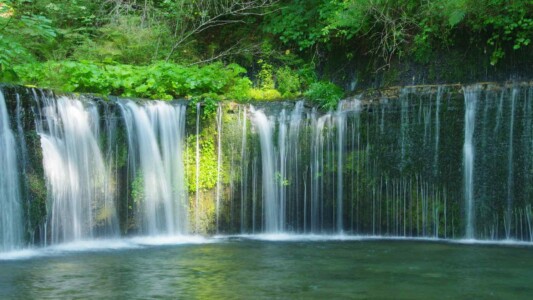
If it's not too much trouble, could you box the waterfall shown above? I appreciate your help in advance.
[434,86,443,173]
[215,104,223,232]
[278,109,288,232]
[336,103,346,233]
[240,107,249,232]
[310,112,331,232]
[36,95,118,244]
[250,106,279,232]
[0,90,23,251]
[287,102,304,230]
[118,100,188,235]
[463,86,478,239]
[505,88,517,239]
[0,83,532,245]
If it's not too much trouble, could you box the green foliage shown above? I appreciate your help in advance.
[249,88,282,101]
[72,15,171,64]
[410,0,533,65]
[186,127,219,193]
[1,0,530,102]
[480,3,532,65]
[263,0,340,50]
[189,93,221,120]
[275,172,290,186]
[304,81,344,110]
[0,1,56,72]
[249,59,284,101]
[131,171,144,206]
[255,59,275,89]
[11,60,252,100]
[265,0,531,67]
[27,172,47,229]
[275,66,302,97]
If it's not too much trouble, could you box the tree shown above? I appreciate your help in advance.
[100,0,278,62]
[160,0,278,60]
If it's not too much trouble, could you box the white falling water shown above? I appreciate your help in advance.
[463,86,478,239]
[287,102,304,230]
[194,103,201,232]
[338,99,361,233]
[0,90,23,252]
[434,86,443,173]
[310,112,332,232]
[119,100,188,235]
[37,96,118,244]
[505,88,518,239]
[250,106,279,232]
[240,107,248,232]
[215,104,223,232]
[336,103,345,234]
[277,109,288,231]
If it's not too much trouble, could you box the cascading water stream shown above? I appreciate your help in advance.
[0,90,23,252]
[240,107,249,232]
[119,100,188,235]
[250,106,279,233]
[463,86,478,239]
[36,95,118,244]
[336,103,345,233]
[505,88,517,239]
[215,104,223,232]
[310,112,331,232]
[0,83,532,247]
[195,102,201,233]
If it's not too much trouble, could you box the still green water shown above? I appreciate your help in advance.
[1,238,532,299]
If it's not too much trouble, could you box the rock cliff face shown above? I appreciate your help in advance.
[0,82,532,245]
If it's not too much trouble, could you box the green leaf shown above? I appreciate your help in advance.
[448,10,466,27]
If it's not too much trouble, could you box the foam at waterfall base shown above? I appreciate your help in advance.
[48,239,141,252]
[217,234,533,247]
[0,236,217,260]
[128,235,215,246]
[223,233,367,241]
[221,234,441,242]
[0,249,43,260]
[2,235,532,261]
[456,238,533,247]
[0,239,140,260]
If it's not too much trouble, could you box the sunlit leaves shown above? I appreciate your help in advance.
[11,60,253,101]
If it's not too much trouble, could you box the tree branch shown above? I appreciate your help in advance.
[165,0,278,61]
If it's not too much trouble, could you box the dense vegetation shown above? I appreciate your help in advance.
[1,0,531,108]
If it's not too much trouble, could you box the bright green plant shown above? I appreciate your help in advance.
[304,81,344,110]
[248,59,283,101]
[185,129,219,193]
[131,171,144,206]
[263,0,340,50]
[11,60,253,101]
[275,66,301,97]
[256,59,275,89]
[0,1,56,73]
[249,88,282,101]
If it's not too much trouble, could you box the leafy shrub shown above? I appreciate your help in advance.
[304,81,344,110]
[275,66,301,97]
[72,15,171,64]
[249,88,282,101]
[12,60,252,101]
[255,59,275,89]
